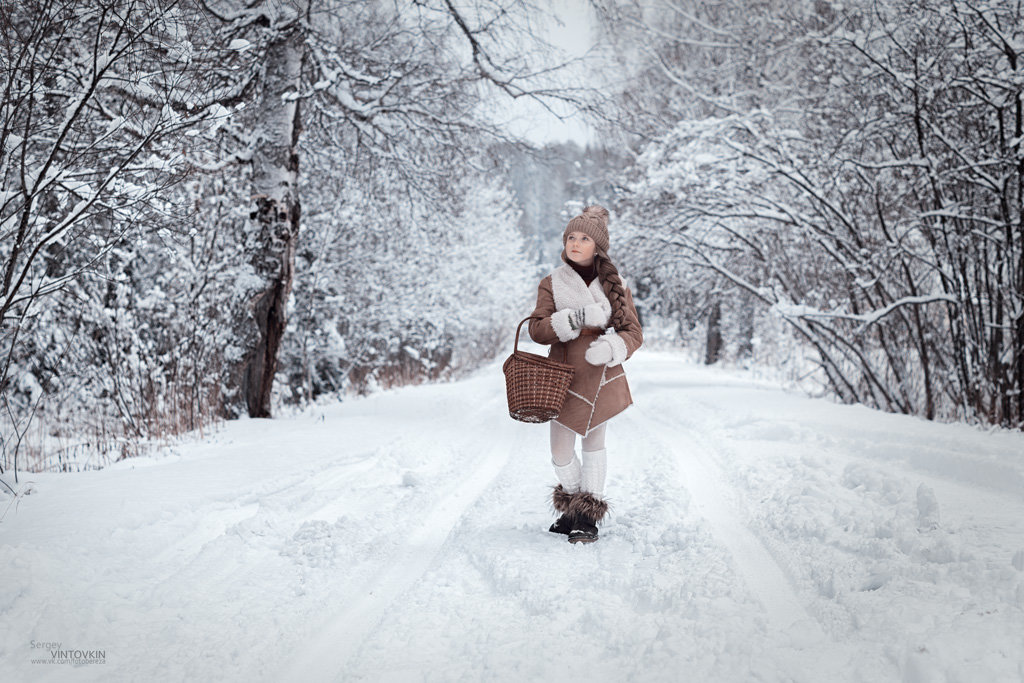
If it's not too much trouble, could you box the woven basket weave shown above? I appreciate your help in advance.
[503,317,575,423]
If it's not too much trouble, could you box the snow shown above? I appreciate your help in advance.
[2,349,1024,682]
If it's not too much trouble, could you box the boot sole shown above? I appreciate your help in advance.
[568,534,598,544]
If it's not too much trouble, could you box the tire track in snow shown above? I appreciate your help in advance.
[150,457,380,570]
[623,397,861,682]
[627,405,828,641]
[278,426,517,683]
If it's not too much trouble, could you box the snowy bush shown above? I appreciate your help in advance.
[277,159,534,403]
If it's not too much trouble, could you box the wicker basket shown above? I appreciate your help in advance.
[503,316,575,423]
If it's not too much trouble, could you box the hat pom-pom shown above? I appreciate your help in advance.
[581,205,609,228]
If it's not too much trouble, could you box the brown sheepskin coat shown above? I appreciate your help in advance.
[528,264,643,436]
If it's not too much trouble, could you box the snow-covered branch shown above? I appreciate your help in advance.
[775,294,960,330]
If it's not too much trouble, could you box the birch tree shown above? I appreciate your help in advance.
[193,0,591,417]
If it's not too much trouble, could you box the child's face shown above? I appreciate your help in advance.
[565,231,596,266]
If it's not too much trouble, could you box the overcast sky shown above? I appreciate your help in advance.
[499,0,596,146]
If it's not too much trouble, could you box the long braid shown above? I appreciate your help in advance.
[596,254,628,331]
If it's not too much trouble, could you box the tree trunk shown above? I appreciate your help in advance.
[737,290,754,360]
[704,300,723,365]
[239,22,305,418]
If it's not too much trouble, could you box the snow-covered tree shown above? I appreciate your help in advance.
[610,0,1024,427]
[2,0,597,474]
[0,0,222,474]
[189,0,592,417]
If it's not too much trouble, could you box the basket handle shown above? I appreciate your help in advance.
[513,316,538,354]
[513,316,568,363]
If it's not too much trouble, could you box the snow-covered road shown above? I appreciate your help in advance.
[2,349,1024,682]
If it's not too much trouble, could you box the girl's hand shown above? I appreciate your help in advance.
[585,338,613,365]
[568,303,609,331]
[581,303,609,328]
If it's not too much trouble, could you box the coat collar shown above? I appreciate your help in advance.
[550,264,611,316]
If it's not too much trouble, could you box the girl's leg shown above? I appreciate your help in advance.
[565,422,610,543]
[580,422,607,496]
[549,421,582,492]
[581,422,607,451]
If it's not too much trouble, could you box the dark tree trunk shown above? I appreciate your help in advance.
[704,301,722,365]
[737,291,754,359]
[243,195,300,417]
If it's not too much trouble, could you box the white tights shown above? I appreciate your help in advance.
[550,421,606,465]
[550,421,607,496]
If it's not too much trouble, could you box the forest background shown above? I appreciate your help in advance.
[2,0,1022,477]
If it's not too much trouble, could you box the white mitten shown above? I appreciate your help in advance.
[582,302,610,328]
[550,309,581,342]
[585,338,613,366]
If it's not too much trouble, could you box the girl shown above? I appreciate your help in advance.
[528,205,643,544]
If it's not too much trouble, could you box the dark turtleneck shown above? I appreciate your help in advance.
[568,258,598,286]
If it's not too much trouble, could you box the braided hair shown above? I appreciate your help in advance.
[596,254,629,331]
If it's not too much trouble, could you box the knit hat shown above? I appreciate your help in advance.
[561,205,610,261]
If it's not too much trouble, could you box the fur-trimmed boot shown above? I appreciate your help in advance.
[549,456,582,535]
[567,491,609,544]
[549,484,575,535]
